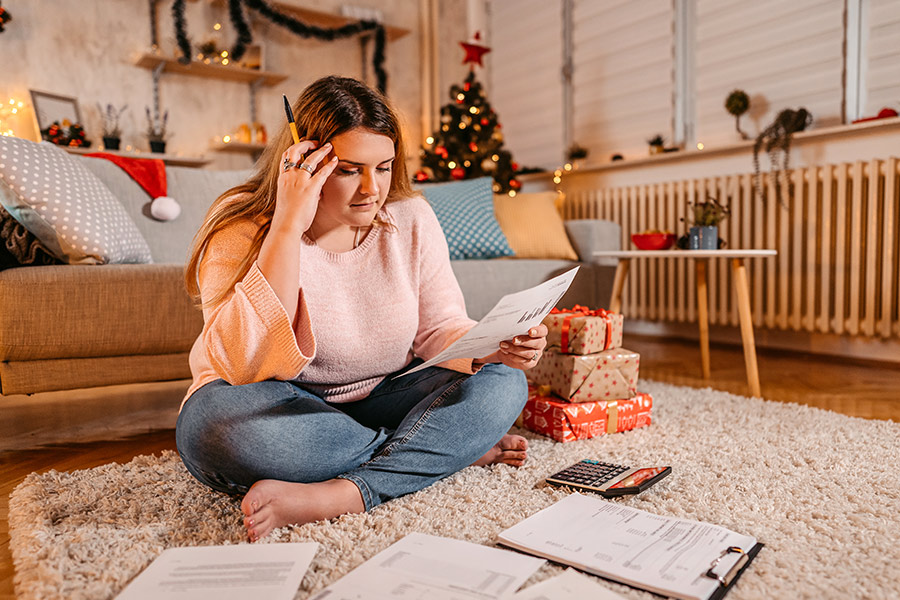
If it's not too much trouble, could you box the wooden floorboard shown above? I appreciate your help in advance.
[2,338,898,598]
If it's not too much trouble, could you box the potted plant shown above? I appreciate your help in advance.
[98,103,127,150]
[145,106,169,154]
[683,195,729,250]
[752,108,812,207]
[725,89,750,140]
[647,134,665,155]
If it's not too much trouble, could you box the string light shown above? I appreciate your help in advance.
[456,93,465,101]
[697,142,704,150]
[0,98,25,137]
[223,135,231,143]
[469,106,478,114]
[213,22,222,30]
[447,161,457,168]
[425,136,434,144]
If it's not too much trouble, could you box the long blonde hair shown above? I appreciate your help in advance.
[185,76,413,309]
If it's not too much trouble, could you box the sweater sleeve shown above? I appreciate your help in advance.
[410,200,479,374]
[195,220,315,385]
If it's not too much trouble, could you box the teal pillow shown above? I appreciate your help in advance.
[419,177,514,260]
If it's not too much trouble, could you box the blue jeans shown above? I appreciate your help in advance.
[175,361,527,511]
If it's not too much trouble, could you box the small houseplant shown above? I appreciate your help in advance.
[98,103,127,150]
[681,195,729,250]
[647,134,665,155]
[725,89,750,140]
[145,106,169,153]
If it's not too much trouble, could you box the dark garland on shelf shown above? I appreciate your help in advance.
[171,0,388,92]
[172,0,192,64]
[228,0,254,61]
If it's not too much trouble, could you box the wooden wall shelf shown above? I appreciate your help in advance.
[136,53,288,86]
[65,147,211,168]
[212,141,267,154]
[267,2,410,41]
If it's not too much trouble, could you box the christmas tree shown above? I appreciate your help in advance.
[416,34,521,195]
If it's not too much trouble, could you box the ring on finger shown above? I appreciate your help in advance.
[297,162,315,175]
[282,157,296,172]
[531,350,539,361]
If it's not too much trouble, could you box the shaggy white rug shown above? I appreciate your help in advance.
[9,380,900,600]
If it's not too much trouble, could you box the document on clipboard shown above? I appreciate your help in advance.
[497,493,763,600]
[398,267,579,377]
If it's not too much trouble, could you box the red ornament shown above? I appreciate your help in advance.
[451,166,466,180]
[511,162,519,171]
[460,32,491,68]
[480,118,489,126]
[415,170,429,182]
[435,145,448,158]
[509,179,521,190]
[469,142,478,152]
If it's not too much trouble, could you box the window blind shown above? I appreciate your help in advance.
[487,0,565,170]
[571,0,675,160]
[694,0,844,147]
[864,0,900,117]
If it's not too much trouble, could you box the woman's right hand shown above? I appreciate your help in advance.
[273,140,339,233]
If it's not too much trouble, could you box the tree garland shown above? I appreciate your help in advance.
[172,0,387,93]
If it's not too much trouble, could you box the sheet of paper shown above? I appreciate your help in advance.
[310,532,545,600]
[513,568,627,600]
[116,542,318,600]
[400,267,579,377]
[498,494,757,600]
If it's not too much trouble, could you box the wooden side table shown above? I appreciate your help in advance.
[593,249,777,398]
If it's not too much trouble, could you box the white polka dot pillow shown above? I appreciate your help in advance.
[419,177,514,260]
[0,136,152,264]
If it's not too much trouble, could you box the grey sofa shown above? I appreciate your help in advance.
[0,157,618,449]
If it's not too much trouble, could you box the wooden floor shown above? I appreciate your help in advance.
[1,336,898,598]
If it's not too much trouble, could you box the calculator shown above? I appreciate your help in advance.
[545,460,672,498]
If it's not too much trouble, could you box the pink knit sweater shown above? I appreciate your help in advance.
[183,196,478,407]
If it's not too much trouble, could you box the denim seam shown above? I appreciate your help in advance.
[365,375,465,464]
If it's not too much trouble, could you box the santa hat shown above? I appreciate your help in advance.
[86,152,181,221]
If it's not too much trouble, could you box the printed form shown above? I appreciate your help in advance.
[498,494,757,600]
[513,568,627,599]
[310,532,544,599]
[401,267,579,376]
[115,542,318,600]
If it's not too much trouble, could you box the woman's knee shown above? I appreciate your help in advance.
[471,363,528,418]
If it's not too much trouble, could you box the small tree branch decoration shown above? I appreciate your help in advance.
[725,89,750,141]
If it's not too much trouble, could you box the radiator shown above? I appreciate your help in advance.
[562,158,900,339]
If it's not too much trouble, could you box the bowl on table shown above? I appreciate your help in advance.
[631,232,676,250]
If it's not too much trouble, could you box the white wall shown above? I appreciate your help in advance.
[1,0,451,170]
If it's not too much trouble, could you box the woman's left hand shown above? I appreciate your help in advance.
[477,324,548,371]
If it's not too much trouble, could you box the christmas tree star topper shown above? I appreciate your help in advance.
[460,31,490,68]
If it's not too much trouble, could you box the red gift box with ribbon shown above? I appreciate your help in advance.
[518,384,653,442]
[529,347,639,402]
[542,305,624,355]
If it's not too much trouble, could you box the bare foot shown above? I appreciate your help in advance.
[472,434,528,467]
[240,478,364,541]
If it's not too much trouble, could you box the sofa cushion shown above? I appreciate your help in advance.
[0,353,191,395]
[0,136,152,264]
[0,264,202,361]
[77,157,250,263]
[494,191,578,260]
[418,177,514,260]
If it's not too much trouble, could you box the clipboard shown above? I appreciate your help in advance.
[705,542,765,600]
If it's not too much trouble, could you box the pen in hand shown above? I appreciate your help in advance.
[283,94,300,144]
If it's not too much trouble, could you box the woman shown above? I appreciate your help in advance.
[177,76,547,542]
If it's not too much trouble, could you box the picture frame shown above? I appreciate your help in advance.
[29,90,82,136]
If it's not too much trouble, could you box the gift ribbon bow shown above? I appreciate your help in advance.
[549,305,615,353]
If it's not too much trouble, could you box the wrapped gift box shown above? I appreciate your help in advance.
[543,305,624,355]
[518,385,653,442]
[529,347,639,402]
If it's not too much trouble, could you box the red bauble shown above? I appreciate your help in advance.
[480,118,489,126]
[415,170,429,182]
[511,162,519,171]
[509,179,521,190]
[469,142,478,152]
[451,166,466,180]
[464,82,471,91]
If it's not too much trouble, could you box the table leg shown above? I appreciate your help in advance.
[732,258,762,397]
[609,259,630,314]
[695,259,710,379]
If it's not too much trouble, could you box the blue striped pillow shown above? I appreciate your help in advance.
[419,177,514,260]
